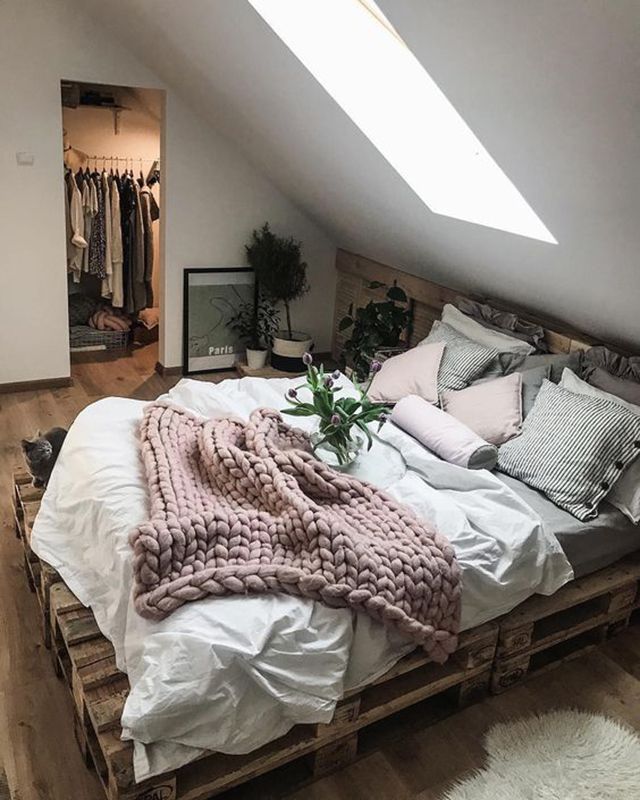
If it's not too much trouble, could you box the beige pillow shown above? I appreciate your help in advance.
[369,342,445,404]
[441,373,523,445]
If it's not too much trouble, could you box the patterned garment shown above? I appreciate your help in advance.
[498,380,640,520]
[88,173,106,278]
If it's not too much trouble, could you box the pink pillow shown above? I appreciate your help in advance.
[440,373,523,446]
[391,394,498,470]
[369,342,445,404]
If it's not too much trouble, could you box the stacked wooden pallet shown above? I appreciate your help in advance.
[11,469,498,800]
[11,469,640,799]
[50,582,498,800]
[13,469,61,645]
[491,556,640,693]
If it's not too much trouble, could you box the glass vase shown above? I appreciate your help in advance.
[311,431,365,469]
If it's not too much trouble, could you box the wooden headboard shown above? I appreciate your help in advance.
[332,249,595,360]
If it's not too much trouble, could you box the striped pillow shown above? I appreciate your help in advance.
[423,321,500,393]
[498,380,640,520]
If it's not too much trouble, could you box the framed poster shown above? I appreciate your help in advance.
[182,267,254,374]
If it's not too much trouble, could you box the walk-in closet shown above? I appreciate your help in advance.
[62,81,162,360]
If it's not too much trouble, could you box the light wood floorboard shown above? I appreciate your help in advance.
[0,344,638,799]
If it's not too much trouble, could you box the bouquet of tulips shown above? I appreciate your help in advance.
[282,352,390,466]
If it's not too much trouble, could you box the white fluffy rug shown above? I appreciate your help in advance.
[442,710,640,800]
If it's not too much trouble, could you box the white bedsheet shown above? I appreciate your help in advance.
[31,377,573,781]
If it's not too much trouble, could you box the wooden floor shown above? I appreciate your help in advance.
[1,344,639,800]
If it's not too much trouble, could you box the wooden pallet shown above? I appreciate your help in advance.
[13,467,640,798]
[491,555,640,693]
[12,469,62,646]
[10,470,497,799]
[48,578,497,800]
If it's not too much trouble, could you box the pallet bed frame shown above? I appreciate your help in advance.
[12,251,640,799]
[12,469,497,800]
[12,469,640,800]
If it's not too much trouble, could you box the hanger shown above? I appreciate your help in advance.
[145,159,159,187]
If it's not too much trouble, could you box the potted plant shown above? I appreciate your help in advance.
[339,281,411,381]
[282,352,390,467]
[247,222,311,373]
[229,289,279,369]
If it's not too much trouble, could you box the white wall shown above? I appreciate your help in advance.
[85,0,640,351]
[0,0,336,383]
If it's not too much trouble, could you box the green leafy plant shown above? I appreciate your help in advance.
[339,282,411,381]
[282,353,390,466]
[246,222,309,341]
[229,293,279,350]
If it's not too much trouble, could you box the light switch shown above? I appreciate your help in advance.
[16,152,35,166]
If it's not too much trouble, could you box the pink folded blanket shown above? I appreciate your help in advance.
[130,402,461,662]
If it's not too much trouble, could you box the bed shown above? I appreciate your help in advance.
[26,251,640,798]
[31,374,574,782]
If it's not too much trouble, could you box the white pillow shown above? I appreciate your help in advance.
[442,303,535,356]
[560,368,640,523]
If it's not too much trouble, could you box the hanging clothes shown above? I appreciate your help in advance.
[65,170,87,282]
[101,172,113,299]
[81,174,98,274]
[120,174,136,314]
[64,157,159,315]
[88,172,106,278]
[110,175,124,308]
[132,181,147,312]
[140,185,160,309]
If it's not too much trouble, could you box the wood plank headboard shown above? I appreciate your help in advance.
[332,249,595,361]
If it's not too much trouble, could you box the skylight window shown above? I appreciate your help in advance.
[247,0,557,243]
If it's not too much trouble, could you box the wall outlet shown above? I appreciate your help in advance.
[16,152,35,166]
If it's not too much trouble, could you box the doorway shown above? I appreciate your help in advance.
[61,80,164,371]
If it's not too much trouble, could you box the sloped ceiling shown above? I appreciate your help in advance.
[82,0,640,347]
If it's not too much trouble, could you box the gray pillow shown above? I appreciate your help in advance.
[498,380,640,520]
[477,351,527,381]
[519,364,551,417]
[514,352,582,383]
[582,345,640,383]
[423,321,500,393]
[455,296,548,352]
[588,367,640,406]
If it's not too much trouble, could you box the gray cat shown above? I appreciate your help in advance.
[21,427,68,488]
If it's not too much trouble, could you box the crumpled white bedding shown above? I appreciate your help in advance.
[31,376,573,781]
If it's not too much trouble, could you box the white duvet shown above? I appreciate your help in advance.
[31,376,573,781]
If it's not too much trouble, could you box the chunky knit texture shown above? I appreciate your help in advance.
[130,402,461,662]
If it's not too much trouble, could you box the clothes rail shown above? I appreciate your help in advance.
[83,155,160,166]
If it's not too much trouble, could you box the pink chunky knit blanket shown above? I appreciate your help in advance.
[131,402,461,662]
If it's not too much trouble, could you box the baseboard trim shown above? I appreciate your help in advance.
[155,362,183,377]
[0,376,73,394]
[154,352,333,380]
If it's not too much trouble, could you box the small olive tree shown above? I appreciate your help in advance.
[246,223,309,340]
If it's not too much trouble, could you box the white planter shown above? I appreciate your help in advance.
[271,331,314,373]
[246,348,268,369]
